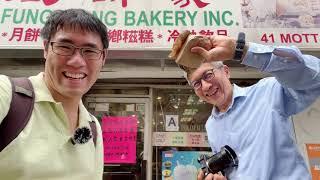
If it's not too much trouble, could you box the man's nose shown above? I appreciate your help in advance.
[201,79,211,90]
[67,48,86,66]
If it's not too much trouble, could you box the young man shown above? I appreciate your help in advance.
[0,9,108,180]
[173,33,320,180]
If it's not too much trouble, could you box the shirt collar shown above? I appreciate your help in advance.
[30,72,92,126]
[211,84,247,117]
[79,101,93,126]
[29,72,56,103]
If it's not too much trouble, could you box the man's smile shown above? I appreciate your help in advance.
[63,72,87,79]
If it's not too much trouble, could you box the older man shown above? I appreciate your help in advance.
[172,32,319,180]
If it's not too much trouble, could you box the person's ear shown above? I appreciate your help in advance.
[43,40,49,59]
[222,65,231,79]
[102,49,108,67]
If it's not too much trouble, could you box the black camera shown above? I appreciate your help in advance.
[198,145,238,177]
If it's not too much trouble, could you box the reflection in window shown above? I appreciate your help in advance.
[153,88,212,132]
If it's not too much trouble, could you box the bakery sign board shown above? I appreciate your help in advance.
[0,0,319,49]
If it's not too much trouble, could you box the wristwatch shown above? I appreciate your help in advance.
[233,32,246,61]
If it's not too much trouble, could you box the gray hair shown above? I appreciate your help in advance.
[182,61,224,85]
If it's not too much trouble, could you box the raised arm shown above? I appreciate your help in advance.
[190,34,320,115]
[242,43,320,90]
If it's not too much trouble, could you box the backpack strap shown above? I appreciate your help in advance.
[89,115,97,147]
[0,77,34,152]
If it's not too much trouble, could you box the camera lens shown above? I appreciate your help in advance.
[207,145,238,174]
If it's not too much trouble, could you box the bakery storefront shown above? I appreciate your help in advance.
[1,0,320,180]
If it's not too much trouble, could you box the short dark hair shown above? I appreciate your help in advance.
[41,9,109,49]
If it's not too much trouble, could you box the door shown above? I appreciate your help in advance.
[85,97,152,180]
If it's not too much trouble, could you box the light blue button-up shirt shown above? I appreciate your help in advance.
[205,43,320,180]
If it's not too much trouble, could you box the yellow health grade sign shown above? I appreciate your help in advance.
[0,0,319,49]
[306,144,320,180]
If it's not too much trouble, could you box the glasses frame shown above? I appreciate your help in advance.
[191,68,218,90]
[50,41,104,61]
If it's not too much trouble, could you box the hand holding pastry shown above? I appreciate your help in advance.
[191,35,237,62]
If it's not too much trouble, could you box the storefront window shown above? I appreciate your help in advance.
[86,101,145,179]
[152,88,212,180]
[153,88,211,132]
[84,87,149,180]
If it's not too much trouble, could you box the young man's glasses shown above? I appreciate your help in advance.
[191,69,218,90]
[50,42,104,61]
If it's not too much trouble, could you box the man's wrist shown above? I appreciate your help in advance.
[233,32,246,61]
[240,43,249,62]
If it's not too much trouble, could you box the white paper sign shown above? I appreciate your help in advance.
[126,104,135,112]
[95,103,109,112]
[165,115,179,131]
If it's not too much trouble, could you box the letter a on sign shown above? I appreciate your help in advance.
[165,115,179,131]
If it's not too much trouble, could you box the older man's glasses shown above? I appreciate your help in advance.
[191,69,218,90]
[50,42,104,61]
